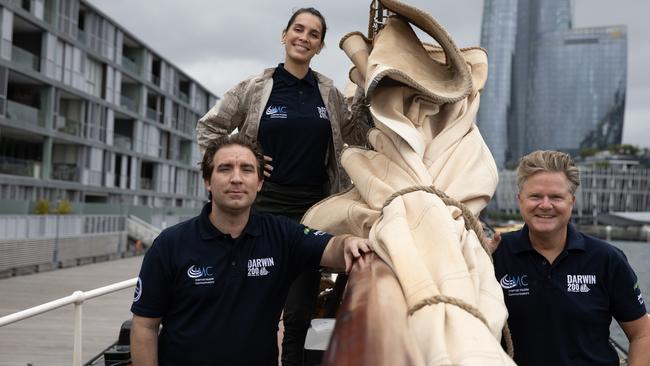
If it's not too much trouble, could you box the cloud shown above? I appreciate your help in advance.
[88,0,649,146]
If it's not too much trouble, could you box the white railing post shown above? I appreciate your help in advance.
[0,278,137,364]
[73,290,84,366]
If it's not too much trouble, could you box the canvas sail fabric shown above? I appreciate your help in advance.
[302,1,515,365]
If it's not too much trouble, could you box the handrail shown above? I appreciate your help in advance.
[128,215,161,246]
[0,277,137,366]
[128,215,160,233]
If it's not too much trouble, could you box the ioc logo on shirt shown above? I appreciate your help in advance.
[500,274,530,297]
[187,265,215,285]
[500,274,528,289]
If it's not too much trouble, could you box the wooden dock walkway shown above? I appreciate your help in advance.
[0,256,144,366]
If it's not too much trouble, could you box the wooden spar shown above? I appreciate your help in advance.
[321,252,423,366]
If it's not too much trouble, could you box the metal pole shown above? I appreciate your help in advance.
[72,290,84,366]
[53,201,60,265]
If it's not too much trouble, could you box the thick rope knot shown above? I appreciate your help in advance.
[381,184,514,358]
[381,185,492,260]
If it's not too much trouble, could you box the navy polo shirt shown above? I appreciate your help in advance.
[493,224,646,366]
[258,64,332,187]
[131,203,332,366]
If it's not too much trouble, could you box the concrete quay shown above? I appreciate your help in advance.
[0,256,143,366]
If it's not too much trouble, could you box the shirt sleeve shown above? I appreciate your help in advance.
[285,219,333,275]
[196,80,248,155]
[609,248,647,322]
[130,239,171,318]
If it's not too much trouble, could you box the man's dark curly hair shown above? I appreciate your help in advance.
[200,133,265,182]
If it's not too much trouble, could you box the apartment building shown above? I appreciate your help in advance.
[0,0,218,215]
[493,158,650,217]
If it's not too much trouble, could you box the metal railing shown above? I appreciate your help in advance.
[127,215,161,246]
[171,118,195,135]
[56,115,81,136]
[0,156,41,178]
[0,215,125,240]
[120,94,138,113]
[121,56,140,75]
[77,29,87,45]
[6,100,44,126]
[0,278,137,366]
[51,163,80,182]
[11,45,40,72]
[140,177,153,190]
[146,107,159,121]
[179,91,189,104]
[150,73,160,86]
[113,135,133,150]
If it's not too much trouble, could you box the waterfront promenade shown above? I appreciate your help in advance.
[0,256,143,366]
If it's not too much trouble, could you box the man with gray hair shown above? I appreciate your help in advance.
[492,150,650,366]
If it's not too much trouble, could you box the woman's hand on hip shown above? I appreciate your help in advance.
[263,155,274,178]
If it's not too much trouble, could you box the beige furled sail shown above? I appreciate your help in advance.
[302,1,515,364]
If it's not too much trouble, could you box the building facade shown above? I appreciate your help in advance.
[494,158,650,217]
[478,0,627,169]
[0,0,218,215]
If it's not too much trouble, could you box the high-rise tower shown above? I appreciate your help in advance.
[478,0,627,168]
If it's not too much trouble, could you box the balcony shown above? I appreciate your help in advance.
[113,135,132,150]
[121,56,139,75]
[140,177,153,190]
[55,115,81,136]
[6,100,44,127]
[146,107,158,121]
[171,118,194,136]
[77,29,87,46]
[11,45,40,72]
[179,92,189,104]
[179,153,191,165]
[51,164,80,182]
[120,94,138,113]
[150,73,160,86]
[0,156,41,178]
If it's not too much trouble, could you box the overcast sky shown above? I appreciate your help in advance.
[87,0,649,148]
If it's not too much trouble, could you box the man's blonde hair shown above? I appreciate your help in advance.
[516,150,580,194]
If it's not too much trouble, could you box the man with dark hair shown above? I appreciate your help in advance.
[130,133,372,366]
[492,150,650,366]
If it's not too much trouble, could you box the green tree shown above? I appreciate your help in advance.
[578,147,598,158]
[34,199,50,215]
[55,199,73,215]
[608,144,640,156]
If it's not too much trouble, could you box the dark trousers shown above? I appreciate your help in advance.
[254,182,326,366]
[281,268,321,366]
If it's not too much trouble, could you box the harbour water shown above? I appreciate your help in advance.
[609,240,650,349]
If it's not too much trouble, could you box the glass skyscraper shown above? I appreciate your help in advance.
[478,0,627,169]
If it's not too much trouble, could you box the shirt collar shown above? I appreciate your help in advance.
[275,63,317,87]
[510,223,585,254]
[198,202,261,241]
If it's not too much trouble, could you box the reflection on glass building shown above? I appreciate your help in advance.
[478,0,627,169]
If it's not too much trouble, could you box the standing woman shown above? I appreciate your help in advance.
[196,7,370,365]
